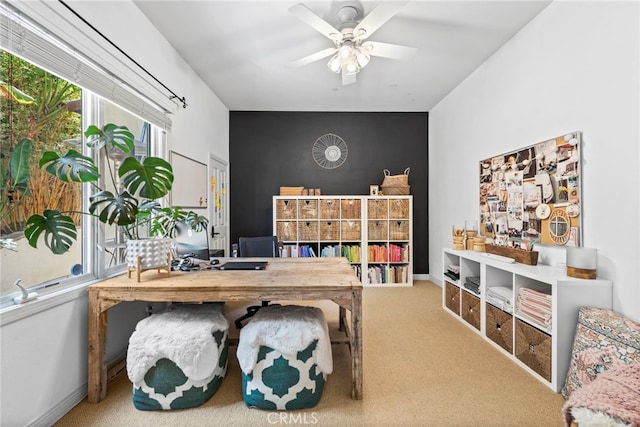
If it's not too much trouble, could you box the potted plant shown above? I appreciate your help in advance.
[24,122,207,273]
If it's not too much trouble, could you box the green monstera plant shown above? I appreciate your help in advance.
[24,123,207,255]
[0,138,33,250]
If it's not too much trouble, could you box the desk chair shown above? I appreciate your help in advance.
[234,236,280,329]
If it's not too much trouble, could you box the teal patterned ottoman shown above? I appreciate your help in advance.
[237,305,333,410]
[126,303,229,410]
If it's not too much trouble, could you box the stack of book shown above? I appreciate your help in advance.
[280,245,317,257]
[342,245,360,263]
[367,265,409,284]
[368,244,388,262]
[320,245,340,257]
[389,243,410,262]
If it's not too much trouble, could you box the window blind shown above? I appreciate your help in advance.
[0,0,174,130]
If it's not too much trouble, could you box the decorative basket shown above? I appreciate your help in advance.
[340,199,361,219]
[276,221,298,241]
[299,221,319,241]
[340,220,361,240]
[515,319,552,382]
[276,199,297,219]
[367,199,388,219]
[389,220,409,241]
[298,199,318,219]
[381,168,410,195]
[368,220,388,241]
[319,199,340,219]
[381,185,410,195]
[389,199,410,218]
[319,221,340,241]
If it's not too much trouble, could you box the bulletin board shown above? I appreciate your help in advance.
[170,151,208,208]
[479,131,582,247]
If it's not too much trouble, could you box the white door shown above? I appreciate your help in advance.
[208,153,229,256]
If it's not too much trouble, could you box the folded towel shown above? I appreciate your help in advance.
[466,276,480,286]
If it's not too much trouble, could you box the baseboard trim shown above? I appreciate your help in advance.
[33,354,127,426]
[413,273,430,281]
[30,383,87,427]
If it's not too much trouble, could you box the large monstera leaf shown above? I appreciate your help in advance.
[84,123,134,153]
[119,156,173,200]
[89,190,139,226]
[25,210,77,254]
[9,138,33,194]
[39,149,100,182]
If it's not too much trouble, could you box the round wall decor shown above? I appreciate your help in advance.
[548,208,571,245]
[312,133,348,169]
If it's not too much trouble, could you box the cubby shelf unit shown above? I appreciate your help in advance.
[442,248,612,392]
[273,195,413,287]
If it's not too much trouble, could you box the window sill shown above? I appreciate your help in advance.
[0,268,128,327]
[0,280,97,327]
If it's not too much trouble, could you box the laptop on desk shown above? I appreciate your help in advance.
[216,261,268,270]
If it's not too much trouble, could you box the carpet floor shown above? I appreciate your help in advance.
[55,280,565,426]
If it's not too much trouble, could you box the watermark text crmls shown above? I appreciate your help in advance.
[267,411,319,425]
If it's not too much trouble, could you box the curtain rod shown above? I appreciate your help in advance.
[58,0,187,109]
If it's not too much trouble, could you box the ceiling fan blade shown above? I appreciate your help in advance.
[353,0,410,41]
[289,3,343,42]
[365,41,417,61]
[342,70,357,86]
[290,47,337,67]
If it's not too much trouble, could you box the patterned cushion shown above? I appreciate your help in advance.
[242,340,325,410]
[561,306,640,398]
[133,329,228,410]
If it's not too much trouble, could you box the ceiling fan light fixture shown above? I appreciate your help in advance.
[327,54,342,73]
[355,49,370,68]
[338,42,353,59]
[344,58,359,75]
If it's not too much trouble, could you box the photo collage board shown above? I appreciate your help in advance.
[479,131,582,247]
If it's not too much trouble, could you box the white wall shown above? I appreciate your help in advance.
[0,2,229,426]
[429,1,640,322]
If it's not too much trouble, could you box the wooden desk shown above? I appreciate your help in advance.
[87,257,363,403]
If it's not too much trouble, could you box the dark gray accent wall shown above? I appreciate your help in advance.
[229,111,429,274]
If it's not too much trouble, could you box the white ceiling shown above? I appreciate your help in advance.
[134,0,551,112]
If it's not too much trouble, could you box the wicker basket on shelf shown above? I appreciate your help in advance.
[380,168,410,195]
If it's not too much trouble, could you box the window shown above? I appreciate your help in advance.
[1,1,173,309]
[0,50,165,307]
[1,51,86,302]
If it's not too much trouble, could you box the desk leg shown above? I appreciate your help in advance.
[351,289,363,400]
[339,306,346,332]
[88,291,107,403]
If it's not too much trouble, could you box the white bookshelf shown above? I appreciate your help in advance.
[273,195,413,287]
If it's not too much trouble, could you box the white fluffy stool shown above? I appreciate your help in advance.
[126,303,229,410]
[237,305,333,410]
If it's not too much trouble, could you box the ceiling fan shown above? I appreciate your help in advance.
[289,1,417,85]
